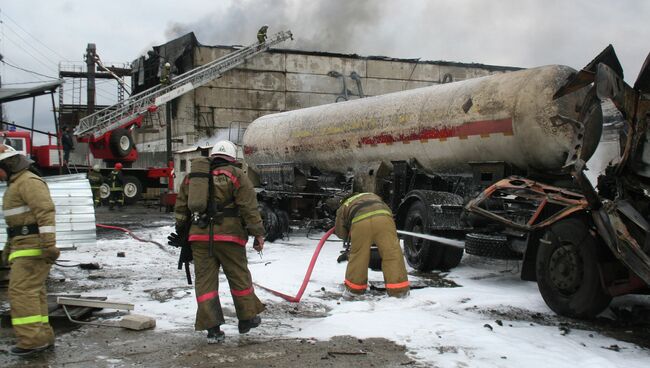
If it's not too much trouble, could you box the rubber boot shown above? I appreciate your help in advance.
[238,315,261,334]
[207,326,225,344]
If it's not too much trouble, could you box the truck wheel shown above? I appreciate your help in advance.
[438,245,464,270]
[259,202,281,242]
[536,218,612,319]
[99,183,111,200]
[122,175,143,204]
[109,129,134,157]
[465,233,522,260]
[403,201,441,271]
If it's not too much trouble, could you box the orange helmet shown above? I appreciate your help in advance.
[114,162,123,170]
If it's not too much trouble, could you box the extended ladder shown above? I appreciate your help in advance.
[75,30,293,139]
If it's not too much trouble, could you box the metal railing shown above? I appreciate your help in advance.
[75,30,293,139]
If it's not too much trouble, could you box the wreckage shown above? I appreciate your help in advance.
[243,45,650,319]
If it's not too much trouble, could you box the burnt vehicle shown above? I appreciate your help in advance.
[242,46,650,318]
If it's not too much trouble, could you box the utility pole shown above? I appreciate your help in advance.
[85,43,97,115]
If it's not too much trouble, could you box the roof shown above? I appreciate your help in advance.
[159,32,522,73]
[0,79,64,103]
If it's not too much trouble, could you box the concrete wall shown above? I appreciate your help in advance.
[133,45,519,166]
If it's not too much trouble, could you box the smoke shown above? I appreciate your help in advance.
[164,0,388,55]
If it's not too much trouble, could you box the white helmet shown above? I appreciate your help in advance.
[0,145,20,162]
[93,164,101,172]
[210,140,237,161]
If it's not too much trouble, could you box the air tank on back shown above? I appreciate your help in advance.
[243,65,602,179]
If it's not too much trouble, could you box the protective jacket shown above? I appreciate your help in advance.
[3,169,57,257]
[87,170,103,187]
[334,192,409,297]
[175,161,265,244]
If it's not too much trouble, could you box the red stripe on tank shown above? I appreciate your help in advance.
[359,118,513,146]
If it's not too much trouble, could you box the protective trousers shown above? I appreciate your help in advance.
[90,186,101,206]
[346,215,410,297]
[9,257,54,349]
[109,189,124,208]
[191,241,265,330]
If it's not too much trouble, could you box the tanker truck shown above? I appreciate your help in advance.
[242,45,650,319]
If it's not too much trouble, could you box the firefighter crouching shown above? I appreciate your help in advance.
[0,145,60,356]
[87,164,103,207]
[334,192,410,297]
[170,140,266,343]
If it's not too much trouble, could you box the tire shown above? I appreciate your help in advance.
[259,202,281,242]
[465,233,522,260]
[403,201,458,271]
[109,128,134,157]
[99,183,111,200]
[122,175,143,204]
[439,245,464,270]
[536,218,612,319]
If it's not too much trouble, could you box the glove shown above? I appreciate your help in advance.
[168,232,186,248]
[168,223,189,248]
[42,246,61,264]
[337,250,349,263]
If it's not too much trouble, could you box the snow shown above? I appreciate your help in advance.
[56,225,650,367]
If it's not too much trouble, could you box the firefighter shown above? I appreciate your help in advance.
[257,25,268,44]
[87,164,103,207]
[108,163,125,210]
[170,140,266,343]
[334,192,410,297]
[0,144,59,356]
[61,126,74,166]
[160,62,172,85]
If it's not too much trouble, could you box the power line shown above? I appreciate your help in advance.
[2,35,59,74]
[1,59,58,79]
[4,23,57,65]
[0,9,67,60]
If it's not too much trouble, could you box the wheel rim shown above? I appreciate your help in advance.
[548,241,584,295]
[99,184,110,199]
[124,182,138,198]
[405,220,425,265]
[119,135,131,151]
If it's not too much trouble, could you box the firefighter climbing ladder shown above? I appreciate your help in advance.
[75,30,293,139]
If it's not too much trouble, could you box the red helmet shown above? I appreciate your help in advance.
[114,163,123,170]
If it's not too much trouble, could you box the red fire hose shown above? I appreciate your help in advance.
[96,223,169,252]
[254,227,335,303]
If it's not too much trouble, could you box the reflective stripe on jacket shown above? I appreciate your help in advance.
[334,192,393,240]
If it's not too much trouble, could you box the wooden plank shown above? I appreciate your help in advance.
[57,297,134,310]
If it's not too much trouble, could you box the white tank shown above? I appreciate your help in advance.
[243,65,600,175]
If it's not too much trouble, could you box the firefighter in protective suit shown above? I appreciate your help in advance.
[171,140,265,343]
[0,145,59,356]
[334,192,410,297]
[257,25,268,44]
[108,163,125,210]
[87,164,103,207]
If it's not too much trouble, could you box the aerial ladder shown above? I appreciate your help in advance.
[74,30,293,163]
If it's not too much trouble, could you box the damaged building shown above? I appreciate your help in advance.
[129,32,520,175]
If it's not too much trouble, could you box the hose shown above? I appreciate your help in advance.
[254,227,335,303]
[96,223,170,253]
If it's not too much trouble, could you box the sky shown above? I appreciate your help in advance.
[0,0,649,140]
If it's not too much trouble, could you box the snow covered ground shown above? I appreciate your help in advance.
[52,224,650,367]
